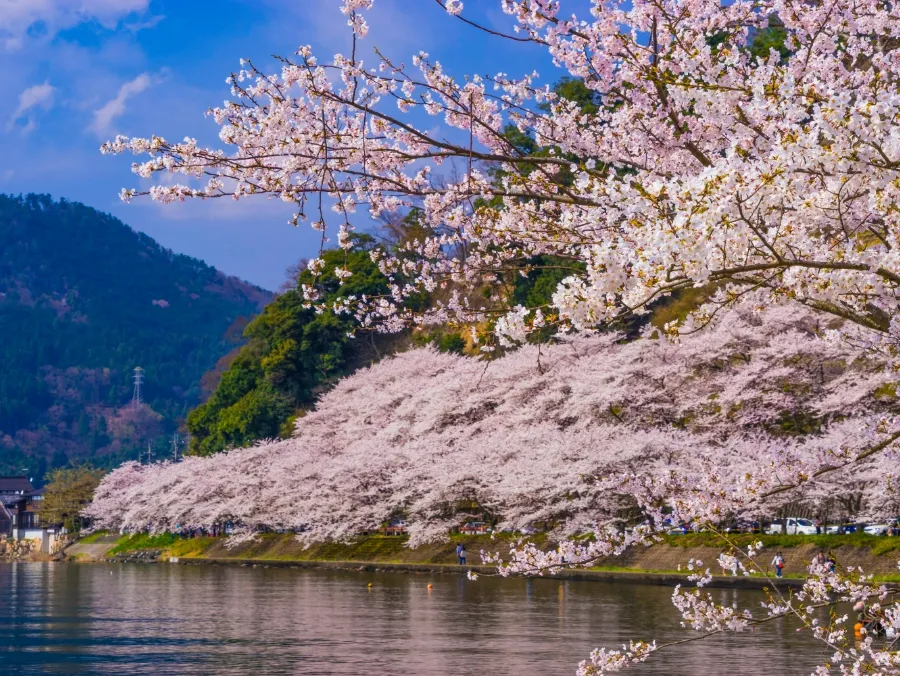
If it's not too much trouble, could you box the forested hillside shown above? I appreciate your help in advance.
[0,194,271,479]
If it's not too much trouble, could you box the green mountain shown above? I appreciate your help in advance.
[0,194,271,480]
[186,234,413,456]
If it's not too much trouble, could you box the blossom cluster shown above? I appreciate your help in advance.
[103,0,900,359]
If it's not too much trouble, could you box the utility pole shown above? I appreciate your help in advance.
[132,367,144,409]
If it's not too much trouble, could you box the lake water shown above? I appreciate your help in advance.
[0,562,833,675]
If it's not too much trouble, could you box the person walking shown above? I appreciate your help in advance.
[456,543,466,565]
[772,552,785,578]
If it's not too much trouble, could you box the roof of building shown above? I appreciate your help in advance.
[0,476,34,494]
[0,494,25,507]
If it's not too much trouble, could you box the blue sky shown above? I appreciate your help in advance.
[1,1,565,290]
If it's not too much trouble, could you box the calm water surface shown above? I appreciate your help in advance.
[0,562,832,675]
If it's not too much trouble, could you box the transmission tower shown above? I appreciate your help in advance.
[171,432,182,462]
[132,367,144,409]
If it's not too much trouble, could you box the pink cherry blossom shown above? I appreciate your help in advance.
[102,1,900,361]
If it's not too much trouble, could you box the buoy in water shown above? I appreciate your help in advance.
[427,583,433,590]
[367,582,373,588]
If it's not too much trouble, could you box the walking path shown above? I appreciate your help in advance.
[63,535,120,561]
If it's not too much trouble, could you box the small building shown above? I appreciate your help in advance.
[381,517,408,536]
[0,476,61,554]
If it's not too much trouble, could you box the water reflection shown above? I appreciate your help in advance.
[0,562,831,675]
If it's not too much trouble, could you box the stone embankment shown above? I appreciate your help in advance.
[0,536,38,561]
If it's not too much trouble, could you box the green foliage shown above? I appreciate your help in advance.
[39,465,105,531]
[495,77,601,184]
[873,383,898,401]
[437,333,466,355]
[539,76,602,116]
[769,408,825,436]
[649,285,718,332]
[0,194,269,479]
[748,17,792,63]
[77,530,110,544]
[512,256,576,310]
[187,235,399,456]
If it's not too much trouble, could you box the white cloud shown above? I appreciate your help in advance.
[0,0,152,51]
[6,81,55,134]
[89,72,154,137]
[123,13,165,32]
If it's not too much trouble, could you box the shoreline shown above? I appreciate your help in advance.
[58,532,900,590]
[162,555,810,589]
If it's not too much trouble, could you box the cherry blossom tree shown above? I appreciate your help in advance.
[98,0,900,672]
[103,0,900,351]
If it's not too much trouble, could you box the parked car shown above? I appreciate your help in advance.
[767,517,817,535]
[723,519,761,534]
[459,521,490,535]
[864,522,891,536]
[864,519,900,536]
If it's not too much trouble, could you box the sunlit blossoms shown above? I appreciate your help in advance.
[103,0,900,355]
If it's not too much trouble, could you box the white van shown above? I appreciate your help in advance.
[767,518,817,535]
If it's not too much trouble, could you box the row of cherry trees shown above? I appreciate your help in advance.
[88,304,899,541]
[97,0,900,672]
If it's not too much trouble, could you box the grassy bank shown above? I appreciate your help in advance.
[88,531,900,582]
[75,531,110,545]
[116,532,542,564]
[108,533,177,555]
[660,532,900,556]
[109,531,900,557]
